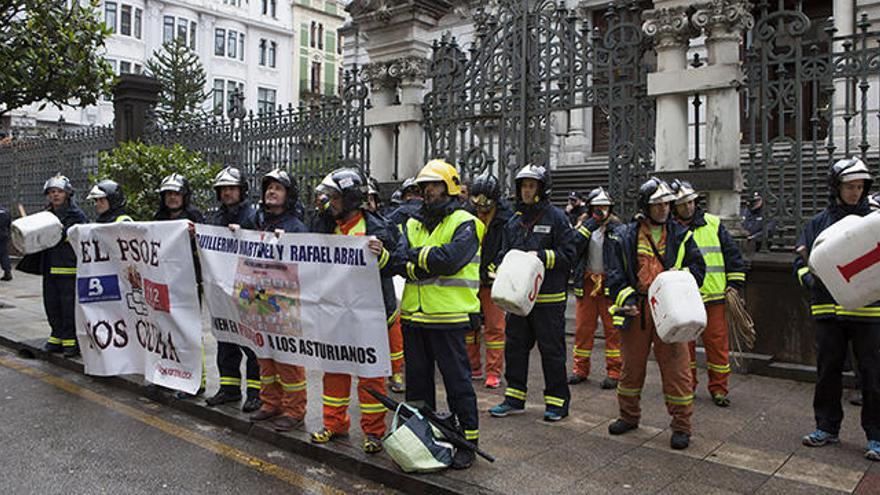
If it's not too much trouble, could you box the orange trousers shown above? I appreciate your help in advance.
[389,314,404,375]
[258,359,307,419]
[573,274,621,380]
[467,287,506,377]
[617,300,694,434]
[321,373,386,436]
[689,303,731,397]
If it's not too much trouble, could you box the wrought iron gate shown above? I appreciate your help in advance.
[423,0,654,211]
[744,2,880,248]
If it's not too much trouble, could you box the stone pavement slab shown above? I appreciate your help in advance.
[0,272,875,493]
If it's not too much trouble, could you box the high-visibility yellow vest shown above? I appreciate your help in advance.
[400,209,484,326]
[692,213,726,303]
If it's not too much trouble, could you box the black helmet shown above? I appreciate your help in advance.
[470,173,501,202]
[829,157,874,203]
[213,166,248,200]
[159,173,191,203]
[43,174,73,195]
[637,177,676,214]
[87,179,126,210]
[317,167,368,216]
[401,177,420,196]
[514,163,552,202]
[390,190,402,206]
[261,168,298,210]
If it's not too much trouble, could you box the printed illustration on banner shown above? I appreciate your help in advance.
[235,257,302,336]
[77,275,121,304]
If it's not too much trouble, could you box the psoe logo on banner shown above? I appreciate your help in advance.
[77,275,122,304]
[143,278,171,313]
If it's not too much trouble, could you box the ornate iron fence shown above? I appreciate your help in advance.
[0,125,115,214]
[423,0,655,214]
[744,3,880,248]
[145,68,371,205]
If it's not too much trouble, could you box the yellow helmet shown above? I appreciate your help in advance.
[414,159,462,196]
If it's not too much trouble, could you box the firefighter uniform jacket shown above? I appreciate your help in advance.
[392,200,483,329]
[313,209,400,326]
[571,216,622,298]
[207,200,257,229]
[684,209,745,304]
[495,200,578,305]
[794,202,880,322]
[254,208,307,234]
[604,219,706,330]
[43,202,88,276]
[386,199,422,229]
[466,199,514,287]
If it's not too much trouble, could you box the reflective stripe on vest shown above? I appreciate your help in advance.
[116,215,133,222]
[692,214,726,302]
[400,209,484,324]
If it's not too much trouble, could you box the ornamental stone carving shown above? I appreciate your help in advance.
[642,6,695,49]
[692,0,754,40]
[360,61,397,91]
[388,56,430,82]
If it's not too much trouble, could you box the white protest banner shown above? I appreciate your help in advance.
[69,221,203,393]
[196,224,391,378]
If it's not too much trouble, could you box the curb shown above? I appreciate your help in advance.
[0,334,497,495]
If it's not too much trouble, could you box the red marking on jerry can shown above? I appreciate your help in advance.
[837,242,880,283]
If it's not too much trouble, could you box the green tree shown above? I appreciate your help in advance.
[96,142,221,220]
[146,37,210,126]
[0,0,114,118]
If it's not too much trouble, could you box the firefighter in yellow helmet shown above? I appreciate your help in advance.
[390,159,485,469]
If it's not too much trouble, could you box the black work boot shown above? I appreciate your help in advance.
[63,346,80,358]
[242,396,262,413]
[608,419,638,435]
[1,272,12,281]
[43,341,63,353]
[205,389,242,407]
[452,442,477,470]
[671,431,690,450]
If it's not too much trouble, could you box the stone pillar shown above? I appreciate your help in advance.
[831,0,855,153]
[643,6,694,172]
[361,62,398,181]
[390,56,430,180]
[693,0,753,220]
[113,74,161,144]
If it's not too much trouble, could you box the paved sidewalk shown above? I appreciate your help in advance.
[1,272,878,494]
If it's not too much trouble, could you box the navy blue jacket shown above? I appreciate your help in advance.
[496,200,578,305]
[0,208,10,242]
[604,219,706,330]
[387,199,422,230]
[794,201,880,322]
[313,209,399,325]
[208,200,257,229]
[571,215,622,298]
[390,199,480,329]
[254,207,307,234]
[465,199,514,286]
[42,201,88,276]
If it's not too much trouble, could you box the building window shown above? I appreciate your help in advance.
[337,32,342,55]
[190,21,197,49]
[213,79,225,114]
[134,63,143,75]
[239,33,245,61]
[269,41,276,68]
[261,0,267,15]
[310,22,316,48]
[259,39,266,66]
[227,30,237,59]
[227,81,238,114]
[105,2,117,33]
[318,24,323,50]
[120,5,131,36]
[163,16,174,43]
[120,61,132,74]
[311,61,321,93]
[338,67,344,95]
[215,28,226,56]
[270,0,276,18]
[134,8,142,39]
[177,18,187,44]
[257,87,276,116]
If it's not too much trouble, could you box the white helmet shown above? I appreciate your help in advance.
[671,179,699,205]
[43,174,73,194]
[587,187,614,207]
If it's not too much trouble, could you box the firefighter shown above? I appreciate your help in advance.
[154,173,205,223]
[568,187,623,389]
[204,166,263,413]
[308,166,397,453]
[248,168,309,432]
[87,179,133,223]
[565,191,588,226]
[391,159,483,469]
[671,180,745,406]
[604,177,705,450]
[796,158,880,461]
[386,177,422,229]
[39,174,88,357]
[0,206,12,281]
[366,176,382,213]
[464,172,513,389]
[489,164,578,422]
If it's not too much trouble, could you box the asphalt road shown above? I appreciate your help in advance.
[0,349,396,495]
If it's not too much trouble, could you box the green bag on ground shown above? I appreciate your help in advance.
[383,403,453,473]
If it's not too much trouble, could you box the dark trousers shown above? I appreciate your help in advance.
[0,241,10,275]
[43,275,76,347]
[216,342,261,398]
[504,303,570,414]
[814,319,880,441]
[402,324,479,440]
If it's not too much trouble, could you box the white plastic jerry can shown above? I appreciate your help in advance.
[491,249,546,317]
[648,270,707,344]
[809,211,880,310]
[11,211,64,255]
